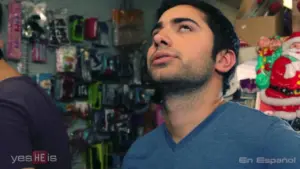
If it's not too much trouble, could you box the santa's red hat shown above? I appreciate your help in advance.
[282,32,300,51]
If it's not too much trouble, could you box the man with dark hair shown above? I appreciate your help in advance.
[122,0,300,169]
[0,54,71,167]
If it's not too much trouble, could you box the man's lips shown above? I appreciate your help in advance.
[151,51,177,65]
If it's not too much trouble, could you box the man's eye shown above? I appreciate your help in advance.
[179,25,192,32]
[152,30,158,37]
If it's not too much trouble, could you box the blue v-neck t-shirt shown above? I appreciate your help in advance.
[122,102,300,169]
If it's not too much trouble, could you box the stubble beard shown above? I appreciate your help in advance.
[148,63,213,99]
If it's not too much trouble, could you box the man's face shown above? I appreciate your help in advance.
[147,5,214,85]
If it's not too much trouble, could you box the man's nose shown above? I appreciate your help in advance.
[153,30,172,47]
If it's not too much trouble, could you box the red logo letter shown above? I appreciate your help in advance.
[32,151,48,164]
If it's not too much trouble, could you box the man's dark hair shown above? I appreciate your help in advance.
[156,0,240,95]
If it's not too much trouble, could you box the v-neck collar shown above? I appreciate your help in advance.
[163,101,231,152]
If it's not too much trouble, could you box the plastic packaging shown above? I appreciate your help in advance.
[69,15,84,42]
[21,1,48,40]
[7,0,22,60]
[56,45,77,73]
[32,40,47,63]
[48,8,70,46]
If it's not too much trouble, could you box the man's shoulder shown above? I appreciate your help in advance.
[0,76,56,114]
[0,76,39,97]
[222,102,282,134]
[224,102,276,121]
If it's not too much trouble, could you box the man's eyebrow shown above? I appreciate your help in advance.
[172,17,200,27]
[150,17,200,35]
[151,22,163,35]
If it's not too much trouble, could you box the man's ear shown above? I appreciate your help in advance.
[214,49,236,73]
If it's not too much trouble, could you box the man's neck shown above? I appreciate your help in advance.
[163,79,223,143]
[0,60,21,81]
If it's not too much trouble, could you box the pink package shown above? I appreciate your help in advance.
[32,41,47,63]
[7,0,22,60]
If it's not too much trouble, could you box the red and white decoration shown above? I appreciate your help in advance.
[260,32,300,120]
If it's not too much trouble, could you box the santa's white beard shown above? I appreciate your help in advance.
[285,48,300,60]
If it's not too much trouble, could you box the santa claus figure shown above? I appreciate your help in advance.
[260,32,300,120]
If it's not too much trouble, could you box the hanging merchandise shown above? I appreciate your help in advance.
[21,1,48,40]
[86,143,110,169]
[118,54,133,77]
[112,3,145,46]
[93,21,110,47]
[258,32,300,120]
[90,51,119,77]
[130,50,143,85]
[69,15,85,42]
[76,46,92,82]
[102,84,123,106]
[68,119,89,169]
[21,1,49,64]
[104,109,115,131]
[121,84,131,109]
[131,87,152,106]
[54,75,76,101]
[103,54,118,76]
[93,110,106,131]
[56,45,77,73]
[48,8,70,46]
[73,101,90,119]
[56,101,74,115]
[16,41,30,75]
[83,128,111,146]
[89,48,103,72]
[84,17,98,40]
[75,83,89,99]
[7,0,22,60]
[32,73,53,95]
[32,40,47,63]
[107,109,132,153]
[88,81,103,110]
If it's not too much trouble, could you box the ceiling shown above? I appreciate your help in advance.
[219,0,242,9]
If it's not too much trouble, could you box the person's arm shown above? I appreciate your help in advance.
[263,119,300,169]
[0,104,35,169]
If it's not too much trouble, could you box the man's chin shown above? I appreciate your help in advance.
[149,68,180,80]
[150,74,180,83]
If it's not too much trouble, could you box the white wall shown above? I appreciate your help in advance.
[215,1,238,23]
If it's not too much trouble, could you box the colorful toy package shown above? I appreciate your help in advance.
[32,73,53,95]
[56,45,77,73]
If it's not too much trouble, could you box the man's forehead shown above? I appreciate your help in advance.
[158,5,206,23]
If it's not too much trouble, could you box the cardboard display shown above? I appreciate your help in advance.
[235,10,284,45]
